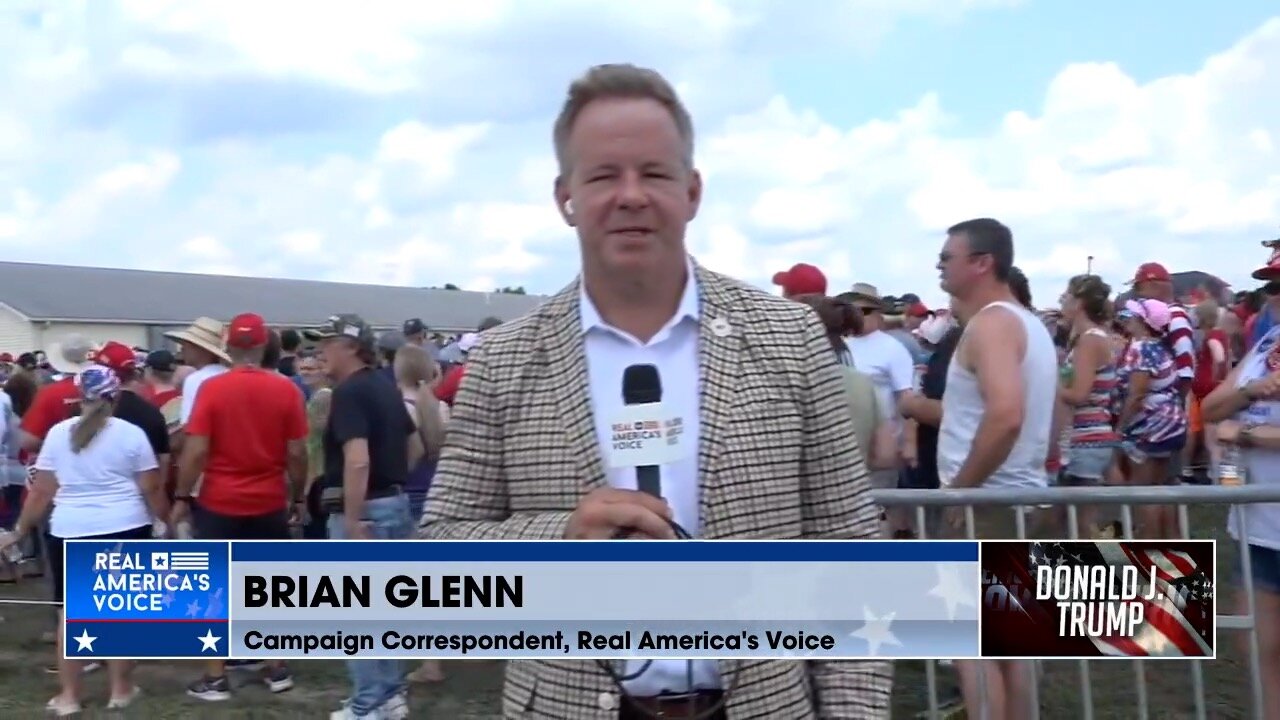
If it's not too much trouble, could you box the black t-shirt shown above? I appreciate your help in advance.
[321,367,413,494]
[277,355,297,377]
[914,327,963,490]
[114,389,171,457]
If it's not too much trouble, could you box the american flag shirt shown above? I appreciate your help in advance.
[1115,339,1188,445]
[1166,303,1196,381]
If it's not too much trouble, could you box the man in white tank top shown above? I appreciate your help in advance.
[934,218,1058,720]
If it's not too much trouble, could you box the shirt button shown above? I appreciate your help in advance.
[597,692,618,710]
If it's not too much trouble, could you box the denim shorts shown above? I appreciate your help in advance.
[1064,446,1115,482]
[1240,543,1280,595]
[1121,434,1186,465]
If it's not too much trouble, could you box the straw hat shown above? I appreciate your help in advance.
[164,317,231,364]
[46,333,97,375]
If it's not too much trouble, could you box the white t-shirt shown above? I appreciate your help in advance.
[180,363,228,426]
[845,330,915,431]
[35,416,158,538]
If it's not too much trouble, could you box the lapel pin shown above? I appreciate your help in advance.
[710,317,732,337]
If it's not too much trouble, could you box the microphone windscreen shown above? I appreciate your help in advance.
[621,364,662,405]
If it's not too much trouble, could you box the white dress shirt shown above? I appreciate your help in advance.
[580,262,720,695]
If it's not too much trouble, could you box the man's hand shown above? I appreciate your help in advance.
[899,443,918,469]
[565,488,676,540]
[289,501,309,529]
[340,515,371,538]
[168,500,191,529]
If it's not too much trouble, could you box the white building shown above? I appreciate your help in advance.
[0,261,548,354]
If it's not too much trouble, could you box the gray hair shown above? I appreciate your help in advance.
[552,64,695,174]
[227,344,266,366]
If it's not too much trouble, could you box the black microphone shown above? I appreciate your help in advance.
[621,364,662,498]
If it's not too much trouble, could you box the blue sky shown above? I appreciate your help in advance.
[0,1,1277,309]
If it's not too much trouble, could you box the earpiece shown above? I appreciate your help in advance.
[563,199,574,216]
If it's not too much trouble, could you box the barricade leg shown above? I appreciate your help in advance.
[1235,514,1267,718]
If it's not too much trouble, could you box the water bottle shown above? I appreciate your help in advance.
[1219,446,1245,486]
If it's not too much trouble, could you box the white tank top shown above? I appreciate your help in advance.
[938,301,1058,489]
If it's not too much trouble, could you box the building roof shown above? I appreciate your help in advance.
[0,261,549,331]
[1114,270,1233,308]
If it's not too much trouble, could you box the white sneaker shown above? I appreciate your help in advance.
[380,693,410,720]
[331,692,408,720]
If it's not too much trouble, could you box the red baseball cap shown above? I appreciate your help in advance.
[92,341,139,373]
[907,302,930,318]
[227,313,269,349]
[1252,247,1280,281]
[1130,262,1171,285]
[0,353,12,363]
[772,263,827,296]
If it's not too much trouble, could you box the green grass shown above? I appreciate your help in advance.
[0,505,1255,718]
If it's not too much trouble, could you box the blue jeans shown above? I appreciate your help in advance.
[327,493,413,716]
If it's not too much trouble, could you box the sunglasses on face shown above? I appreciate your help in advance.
[937,250,991,264]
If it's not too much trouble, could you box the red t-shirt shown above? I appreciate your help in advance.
[434,364,466,407]
[185,367,307,516]
[1191,329,1230,400]
[20,377,81,442]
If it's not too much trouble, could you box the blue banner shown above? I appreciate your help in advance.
[63,540,230,660]
[62,540,983,660]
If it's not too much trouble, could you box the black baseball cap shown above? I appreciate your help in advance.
[304,314,375,346]
[403,318,427,336]
[145,350,177,372]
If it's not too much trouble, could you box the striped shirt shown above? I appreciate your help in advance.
[1166,303,1196,380]
[1067,328,1119,448]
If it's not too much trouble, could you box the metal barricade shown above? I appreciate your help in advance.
[871,484,1280,720]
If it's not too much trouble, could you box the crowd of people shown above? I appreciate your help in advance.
[0,315,490,717]
[0,62,1277,719]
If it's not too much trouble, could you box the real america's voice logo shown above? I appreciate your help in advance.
[92,548,214,613]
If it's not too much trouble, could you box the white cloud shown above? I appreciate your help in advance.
[0,4,1275,314]
[278,230,324,255]
[180,234,230,260]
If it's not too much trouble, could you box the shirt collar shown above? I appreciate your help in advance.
[579,256,700,337]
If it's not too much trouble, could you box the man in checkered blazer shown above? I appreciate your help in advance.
[421,63,891,719]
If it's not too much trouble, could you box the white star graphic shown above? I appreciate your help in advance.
[73,629,97,652]
[928,563,977,621]
[198,629,221,653]
[849,606,902,656]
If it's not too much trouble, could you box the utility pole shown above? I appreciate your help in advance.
[1086,255,1094,274]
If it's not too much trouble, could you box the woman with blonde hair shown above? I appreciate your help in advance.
[0,365,164,715]
[393,345,446,518]
[393,344,448,685]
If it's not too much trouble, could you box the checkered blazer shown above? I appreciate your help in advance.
[422,262,892,719]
